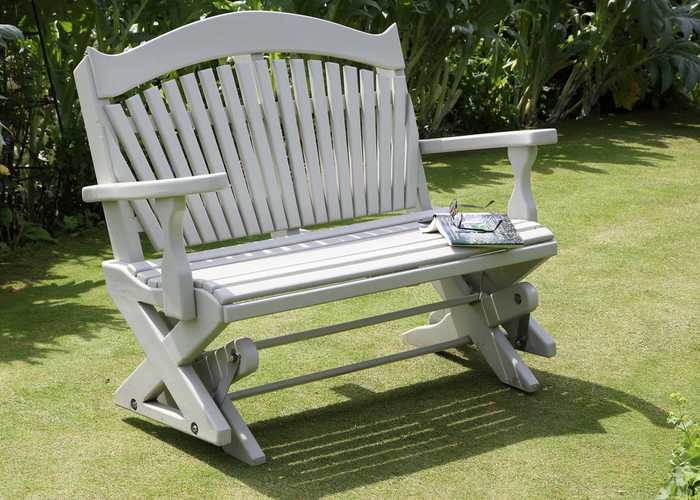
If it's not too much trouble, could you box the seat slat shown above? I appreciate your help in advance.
[253,56,302,229]
[142,86,218,242]
[180,73,246,238]
[233,55,288,230]
[376,69,393,213]
[216,64,275,233]
[211,225,554,303]
[343,66,367,217]
[123,96,201,245]
[360,69,379,214]
[270,59,316,226]
[391,73,407,210]
[198,68,261,235]
[325,62,354,219]
[162,79,232,240]
[308,59,342,221]
[289,59,328,224]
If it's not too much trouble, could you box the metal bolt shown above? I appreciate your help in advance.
[513,293,522,304]
[191,422,199,435]
[130,399,138,411]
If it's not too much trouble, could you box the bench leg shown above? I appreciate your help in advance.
[219,398,266,465]
[402,276,542,392]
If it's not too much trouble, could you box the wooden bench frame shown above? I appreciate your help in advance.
[76,12,558,465]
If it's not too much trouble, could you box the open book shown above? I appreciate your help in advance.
[420,212,524,248]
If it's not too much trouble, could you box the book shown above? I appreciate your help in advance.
[420,212,524,248]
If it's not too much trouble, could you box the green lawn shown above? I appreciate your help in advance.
[1,110,699,499]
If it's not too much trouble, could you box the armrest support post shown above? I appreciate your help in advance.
[507,146,538,222]
[154,197,195,320]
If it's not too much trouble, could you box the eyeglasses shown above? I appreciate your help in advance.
[448,199,502,233]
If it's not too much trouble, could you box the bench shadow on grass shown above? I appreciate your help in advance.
[126,350,668,499]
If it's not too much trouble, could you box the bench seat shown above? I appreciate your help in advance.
[127,211,554,310]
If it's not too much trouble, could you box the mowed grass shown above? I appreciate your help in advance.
[1,110,699,499]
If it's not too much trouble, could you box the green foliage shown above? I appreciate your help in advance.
[658,393,700,500]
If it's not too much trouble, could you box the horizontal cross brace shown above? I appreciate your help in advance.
[254,293,480,350]
[227,336,470,401]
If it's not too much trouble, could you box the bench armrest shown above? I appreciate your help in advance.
[83,173,228,321]
[418,129,557,155]
[81,172,229,202]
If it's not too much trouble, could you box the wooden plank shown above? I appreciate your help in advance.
[162,79,232,240]
[307,59,342,221]
[216,64,275,233]
[404,101,420,209]
[359,69,379,214]
[391,73,407,210]
[376,69,393,213]
[343,65,366,217]
[142,86,218,242]
[124,95,201,245]
[198,68,260,235]
[233,55,288,230]
[252,55,302,229]
[289,59,328,223]
[180,73,246,238]
[325,62,354,219]
[221,240,555,320]
[271,59,316,226]
[215,238,557,305]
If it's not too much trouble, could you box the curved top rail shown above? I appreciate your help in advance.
[85,11,404,98]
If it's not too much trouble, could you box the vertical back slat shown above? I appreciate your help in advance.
[271,59,316,226]
[142,86,218,242]
[104,127,164,249]
[391,73,407,210]
[404,101,420,208]
[233,55,288,230]
[359,69,379,215]
[162,79,232,240]
[289,59,328,224]
[252,55,302,229]
[325,62,354,219]
[308,59,342,221]
[180,73,246,238]
[198,68,261,235]
[343,66,366,217]
[217,64,275,233]
[375,69,393,213]
[123,96,201,245]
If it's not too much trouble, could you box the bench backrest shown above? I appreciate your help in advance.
[75,12,430,259]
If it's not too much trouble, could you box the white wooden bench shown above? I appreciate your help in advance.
[76,11,558,465]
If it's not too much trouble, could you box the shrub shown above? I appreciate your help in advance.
[658,393,700,500]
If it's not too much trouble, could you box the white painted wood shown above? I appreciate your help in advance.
[252,55,302,229]
[391,72,407,210]
[216,64,275,233]
[82,173,228,202]
[162,80,232,240]
[419,129,558,155]
[271,59,316,226]
[86,12,404,98]
[404,101,420,209]
[233,55,288,230]
[290,59,328,224]
[376,69,393,212]
[180,73,246,238]
[507,146,539,222]
[343,66,366,217]
[124,95,201,245]
[308,59,342,221]
[142,86,218,243]
[325,62,354,219]
[198,68,260,235]
[360,69,379,214]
